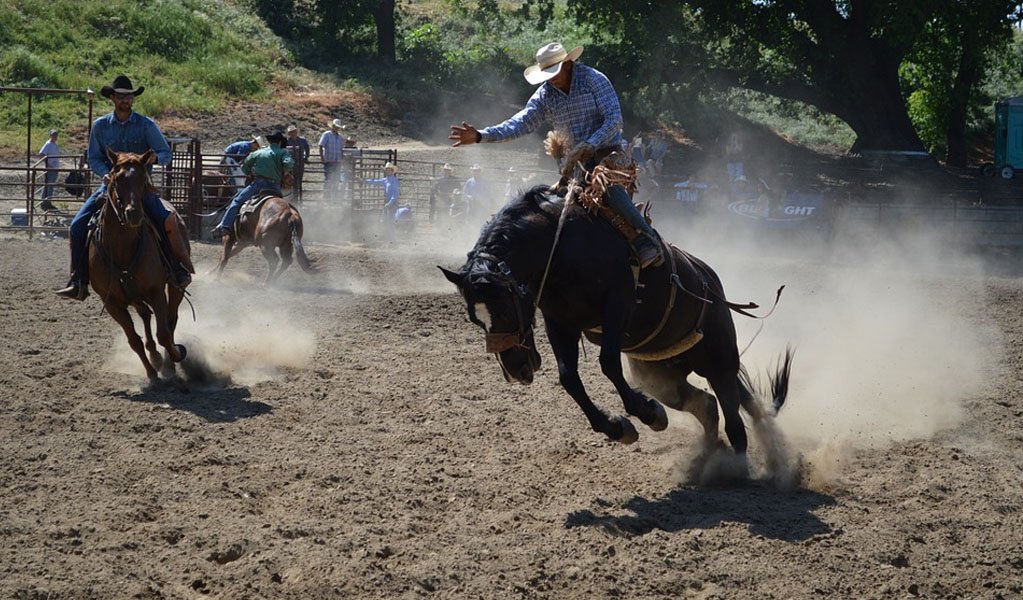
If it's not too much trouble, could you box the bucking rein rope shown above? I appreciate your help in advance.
[533,153,784,360]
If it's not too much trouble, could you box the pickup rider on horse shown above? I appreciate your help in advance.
[56,75,193,301]
[211,131,294,237]
[449,42,664,269]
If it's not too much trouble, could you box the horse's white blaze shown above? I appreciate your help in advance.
[474,303,493,331]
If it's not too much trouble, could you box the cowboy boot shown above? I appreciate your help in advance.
[604,184,664,268]
[163,214,194,288]
[55,235,90,300]
[55,276,89,300]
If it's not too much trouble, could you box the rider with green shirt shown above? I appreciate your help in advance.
[211,132,294,237]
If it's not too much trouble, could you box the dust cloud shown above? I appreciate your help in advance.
[106,278,317,388]
[654,215,1003,489]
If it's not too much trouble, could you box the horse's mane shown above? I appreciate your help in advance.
[469,185,570,265]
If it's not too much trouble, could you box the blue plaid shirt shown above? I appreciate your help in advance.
[479,63,623,149]
[87,111,171,177]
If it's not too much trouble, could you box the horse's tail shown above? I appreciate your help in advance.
[737,346,795,417]
[290,217,318,273]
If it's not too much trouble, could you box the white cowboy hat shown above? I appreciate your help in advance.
[254,135,269,149]
[523,42,584,85]
[383,162,399,173]
[331,118,344,129]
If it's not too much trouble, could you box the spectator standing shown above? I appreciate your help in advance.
[284,125,310,199]
[725,132,744,182]
[646,131,669,177]
[38,129,60,210]
[341,135,360,201]
[318,118,345,201]
[430,163,460,223]
[461,164,490,219]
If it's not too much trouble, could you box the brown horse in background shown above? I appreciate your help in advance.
[90,149,189,383]
[214,193,317,284]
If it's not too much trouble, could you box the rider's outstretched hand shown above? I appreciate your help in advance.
[449,122,481,147]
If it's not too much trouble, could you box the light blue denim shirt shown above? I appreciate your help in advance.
[365,174,400,206]
[479,63,623,149]
[87,111,172,177]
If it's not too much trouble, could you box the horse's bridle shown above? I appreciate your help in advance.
[471,252,536,354]
[106,166,146,229]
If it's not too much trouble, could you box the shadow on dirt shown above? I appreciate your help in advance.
[120,387,272,423]
[565,484,836,542]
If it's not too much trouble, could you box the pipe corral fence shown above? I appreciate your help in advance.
[1,84,1022,247]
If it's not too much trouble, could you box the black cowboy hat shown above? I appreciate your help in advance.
[266,132,287,146]
[100,75,145,99]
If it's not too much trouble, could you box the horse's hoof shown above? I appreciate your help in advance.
[647,401,669,432]
[613,416,639,445]
[174,344,187,363]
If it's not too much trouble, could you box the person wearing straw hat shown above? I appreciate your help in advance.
[56,75,193,300]
[318,118,345,201]
[430,163,460,223]
[361,162,401,225]
[448,42,663,268]
[211,132,294,237]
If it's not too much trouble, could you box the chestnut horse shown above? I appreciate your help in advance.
[214,193,317,284]
[90,149,188,383]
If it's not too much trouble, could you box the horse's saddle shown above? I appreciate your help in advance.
[239,190,278,216]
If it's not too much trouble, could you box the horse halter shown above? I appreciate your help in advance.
[471,252,535,354]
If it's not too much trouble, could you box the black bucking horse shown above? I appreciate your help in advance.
[440,185,794,454]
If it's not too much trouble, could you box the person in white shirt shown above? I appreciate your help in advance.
[38,129,60,210]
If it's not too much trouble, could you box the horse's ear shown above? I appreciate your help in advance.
[140,149,157,166]
[438,266,463,287]
[105,146,118,166]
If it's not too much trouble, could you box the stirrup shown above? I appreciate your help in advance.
[635,236,664,269]
[55,282,89,301]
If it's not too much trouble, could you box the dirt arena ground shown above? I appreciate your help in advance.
[1,215,1022,599]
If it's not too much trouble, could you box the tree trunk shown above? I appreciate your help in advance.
[826,42,932,152]
[373,0,396,62]
[946,45,982,167]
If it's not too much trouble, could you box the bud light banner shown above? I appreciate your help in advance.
[727,191,831,229]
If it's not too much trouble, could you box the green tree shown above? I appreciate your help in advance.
[904,1,1018,166]
[569,0,1019,154]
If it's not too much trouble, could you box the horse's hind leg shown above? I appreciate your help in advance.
[627,358,720,445]
[106,302,159,383]
[275,241,294,282]
[135,304,164,373]
[260,245,281,285]
[706,371,748,454]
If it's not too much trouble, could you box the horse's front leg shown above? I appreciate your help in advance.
[598,296,669,433]
[545,320,638,444]
[147,290,185,366]
[134,303,164,372]
[106,302,159,383]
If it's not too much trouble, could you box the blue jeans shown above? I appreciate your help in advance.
[68,184,172,283]
[216,179,280,229]
[41,169,58,201]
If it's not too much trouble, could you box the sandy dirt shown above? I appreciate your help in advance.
[1,214,1022,599]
